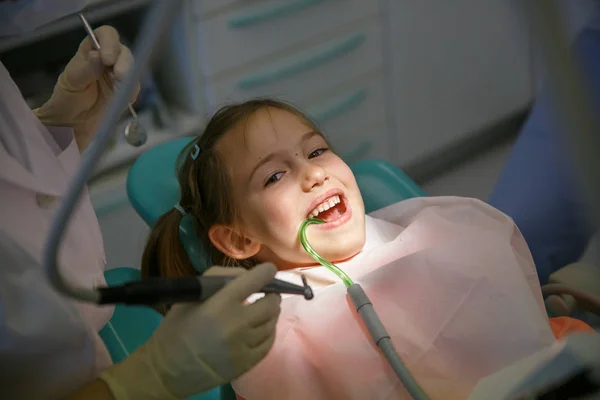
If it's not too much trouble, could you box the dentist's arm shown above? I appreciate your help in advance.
[34,25,139,152]
[63,264,281,400]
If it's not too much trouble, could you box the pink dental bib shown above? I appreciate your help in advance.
[233,197,556,400]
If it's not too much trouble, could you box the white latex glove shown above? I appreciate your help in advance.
[34,25,139,151]
[99,263,282,400]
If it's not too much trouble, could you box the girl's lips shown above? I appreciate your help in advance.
[312,196,352,230]
[305,189,344,219]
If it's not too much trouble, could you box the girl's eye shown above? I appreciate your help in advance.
[309,147,328,159]
[265,172,284,187]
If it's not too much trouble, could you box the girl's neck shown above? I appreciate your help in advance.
[275,250,362,271]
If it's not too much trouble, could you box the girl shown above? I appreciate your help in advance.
[141,99,593,399]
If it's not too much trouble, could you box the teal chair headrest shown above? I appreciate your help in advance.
[127,137,426,273]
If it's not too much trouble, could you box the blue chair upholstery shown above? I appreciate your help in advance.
[99,268,158,365]
[351,158,427,213]
[100,136,426,400]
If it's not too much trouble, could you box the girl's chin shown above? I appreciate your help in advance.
[298,233,364,263]
[305,248,361,266]
[328,249,361,264]
[276,252,358,271]
[270,239,365,271]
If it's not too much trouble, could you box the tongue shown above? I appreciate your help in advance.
[319,204,343,222]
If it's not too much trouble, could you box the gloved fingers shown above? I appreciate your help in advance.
[64,26,121,90]
[244,314,278,348]
[246,324,277,366]
[215,263,277,303]
[244,292,281,328]
[203,266,247,278]
[60,49,105,91]
[62,25,120,91]
[111,44,140,103]
[112,43,133,80]
[90,25,121,67]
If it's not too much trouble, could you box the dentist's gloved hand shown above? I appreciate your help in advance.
[98,263,282,400]
[33,25,140,151]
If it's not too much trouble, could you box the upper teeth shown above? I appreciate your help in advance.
[308,195,341,218]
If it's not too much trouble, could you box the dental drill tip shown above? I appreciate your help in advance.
[304,287,314,300]
[301,275,314,300]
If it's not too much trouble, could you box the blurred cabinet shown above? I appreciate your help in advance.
[384,0,533,166]
[0,0,536,267]
[174,0,534,168]
[184,0,392,166]
[0,0,536,173]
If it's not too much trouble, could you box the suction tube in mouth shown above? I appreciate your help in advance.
[298,218,354,287]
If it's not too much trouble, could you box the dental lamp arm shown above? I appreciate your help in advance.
[42,0,176,303]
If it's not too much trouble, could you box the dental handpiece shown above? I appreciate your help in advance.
[96,275,314,306]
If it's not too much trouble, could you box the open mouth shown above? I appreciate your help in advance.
[306,194,351,228]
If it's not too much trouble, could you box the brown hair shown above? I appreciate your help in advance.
[140,99,320,288]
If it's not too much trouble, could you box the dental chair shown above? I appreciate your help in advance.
[99,136,427,400]
[99,133,600,399]
[100,135,600,399]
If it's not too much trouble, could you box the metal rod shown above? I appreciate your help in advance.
[127,103,138,119]
[78,14,101,50]
[43,0,181,303]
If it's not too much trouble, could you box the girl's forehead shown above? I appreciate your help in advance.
[220,108,314,156]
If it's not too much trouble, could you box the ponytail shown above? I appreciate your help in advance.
[141,209,197,280]
[141,209,198,314]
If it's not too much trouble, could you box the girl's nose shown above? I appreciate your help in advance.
[301,163,328,191]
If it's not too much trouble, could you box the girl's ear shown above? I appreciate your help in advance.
[208,225,261,260]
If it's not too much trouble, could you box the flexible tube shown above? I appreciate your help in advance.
[299,221,428,399]
[299,218,354,286]
[42,0,181,303]
[348,284,429,400]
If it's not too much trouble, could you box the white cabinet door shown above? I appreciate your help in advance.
[384,0,533,167]
[196,0,379,77]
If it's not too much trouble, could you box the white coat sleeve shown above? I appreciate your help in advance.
[0,229,99,399]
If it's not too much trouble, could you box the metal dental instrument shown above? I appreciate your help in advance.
[299,218,429,400]
[79,13,148,147]
[97,274,314,305]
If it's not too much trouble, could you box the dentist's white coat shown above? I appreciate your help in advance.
[0,62,114,399]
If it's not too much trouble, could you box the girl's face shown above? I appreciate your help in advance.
[209,107,366,270]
